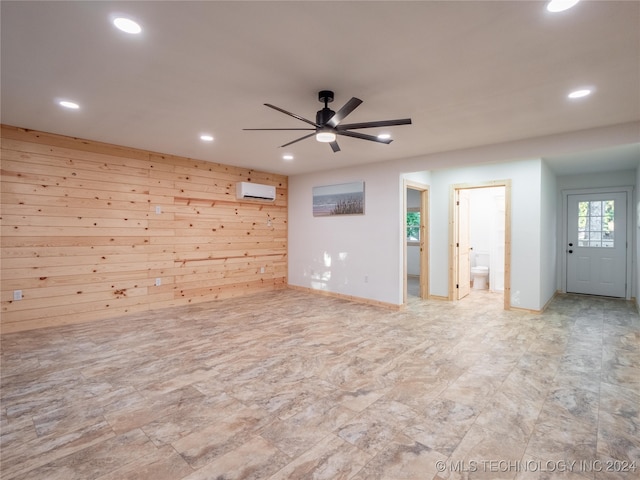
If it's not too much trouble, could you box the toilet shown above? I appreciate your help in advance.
[471,252,490,290]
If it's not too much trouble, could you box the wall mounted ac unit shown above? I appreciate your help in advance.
[236,182,276,201]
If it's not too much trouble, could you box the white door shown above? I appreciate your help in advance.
[457,189,471,300]
[566,192,627,297]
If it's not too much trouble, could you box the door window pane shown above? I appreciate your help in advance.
[407,211,420,241]
[577,200,614,247]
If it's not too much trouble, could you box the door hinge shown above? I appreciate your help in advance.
[456,284,459,288]
[456,242,459,247]
[456,201,460,206]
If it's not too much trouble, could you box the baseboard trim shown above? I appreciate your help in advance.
[509,290,560,314]
[541,290,560,312]
[288,284,403,311]
[509,305,543,314]
[427,295,449,301]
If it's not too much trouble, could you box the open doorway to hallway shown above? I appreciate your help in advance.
[451,181,511,309]
[404,180,428,302]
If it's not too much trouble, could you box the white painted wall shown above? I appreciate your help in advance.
[405,171,431,185]
[407,188,421,208]
[288,161,405,304]
[540,160,558,307]
[429,160,542,309]
[556,170,637,191]
[469,188,495,260]
[469,187,505,292]
[407,247,420,276]
[288,122,639,309]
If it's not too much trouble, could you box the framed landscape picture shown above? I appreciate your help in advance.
[312,181,365,216]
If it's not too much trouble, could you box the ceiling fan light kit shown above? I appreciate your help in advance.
[315,130,337,143]
[244,90,412,153]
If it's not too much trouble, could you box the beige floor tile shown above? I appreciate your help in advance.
[268,433,371,480]
[95,445,194,480]
[440,423,528,480]
[181,435,289,480]
[1,290,638,479]
[171,402,270,469]
[351,433,446,480]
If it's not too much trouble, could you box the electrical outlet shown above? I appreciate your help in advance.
[155,206,162,214]
[13,290,22,301]
[155,278,161,287]
[260,267,265,274]
[364,276,369,283]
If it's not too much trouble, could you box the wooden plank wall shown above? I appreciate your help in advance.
[0,125,288,333]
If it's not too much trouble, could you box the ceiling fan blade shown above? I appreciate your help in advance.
[338,130,393,144]
[264,104,319,127]
[243,128,315,131]
[280,132,316,148]
[326,97,363,128]
[330,141,341,153]
[337,118,412,130]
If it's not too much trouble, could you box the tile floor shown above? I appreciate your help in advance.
[1,289,639,479]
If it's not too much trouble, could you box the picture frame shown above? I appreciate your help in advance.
[312,181,365,216]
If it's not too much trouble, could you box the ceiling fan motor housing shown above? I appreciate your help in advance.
[316,108,336,126]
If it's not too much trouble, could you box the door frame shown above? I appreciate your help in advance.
[456,189,472,300]
[449,180,512,310]
[403,180,429,304]
[561,186,633,300]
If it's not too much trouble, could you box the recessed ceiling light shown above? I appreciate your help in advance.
[59,100,80,109]
[282,154,294,161]
[377,133,391,140]
[568,89,592,99]
[546,0,580,13]
[113,17,142,34]
[200,134,214,142]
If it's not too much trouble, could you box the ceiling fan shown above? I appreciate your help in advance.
[244,90,412,153]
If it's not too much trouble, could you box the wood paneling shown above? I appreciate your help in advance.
[1,125,288,333]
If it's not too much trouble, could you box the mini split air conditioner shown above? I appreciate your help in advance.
[236,182,276,201]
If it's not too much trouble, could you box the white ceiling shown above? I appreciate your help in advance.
[2,1,639,176]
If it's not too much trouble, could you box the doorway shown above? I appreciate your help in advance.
[562,187,632,299]
[450,181,511,310]
[404,180,428,302]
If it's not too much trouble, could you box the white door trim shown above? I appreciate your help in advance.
[561,186,634,300]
